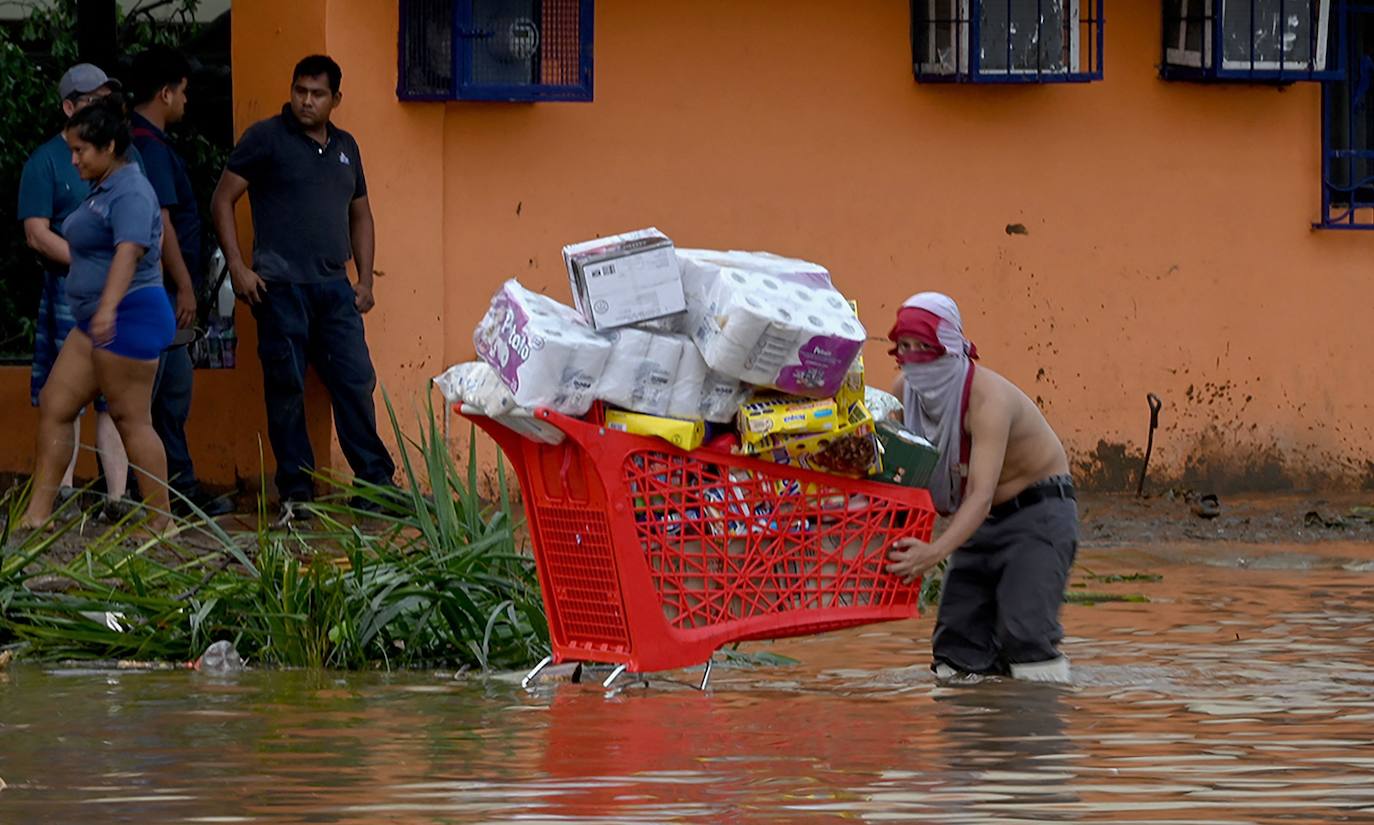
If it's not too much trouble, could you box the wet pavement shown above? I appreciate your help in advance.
[1,543,1372,823]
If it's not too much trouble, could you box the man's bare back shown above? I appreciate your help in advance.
[966,367,1070,505]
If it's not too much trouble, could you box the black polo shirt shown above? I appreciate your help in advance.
[131,112,203,287]
[226,104,367,283]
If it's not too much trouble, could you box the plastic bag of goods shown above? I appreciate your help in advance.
[432,361,565,445]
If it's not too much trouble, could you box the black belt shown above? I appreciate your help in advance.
[988,480,1076,520]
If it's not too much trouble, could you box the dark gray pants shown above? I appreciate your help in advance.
[931,483,1078,675]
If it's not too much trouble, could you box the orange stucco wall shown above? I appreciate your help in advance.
[5,0,1368,494]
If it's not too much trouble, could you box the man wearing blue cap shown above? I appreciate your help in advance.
[17,64,131,511]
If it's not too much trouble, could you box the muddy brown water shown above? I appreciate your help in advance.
[1,543,1372,824]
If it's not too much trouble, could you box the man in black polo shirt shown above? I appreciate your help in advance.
[130,45,232,517]
[210,54,395,521]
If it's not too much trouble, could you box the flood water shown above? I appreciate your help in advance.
[2,543,1373,824]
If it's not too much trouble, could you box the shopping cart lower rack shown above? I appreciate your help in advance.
[461,407,936,689]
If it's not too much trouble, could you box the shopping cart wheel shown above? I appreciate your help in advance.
[521,655,553,689]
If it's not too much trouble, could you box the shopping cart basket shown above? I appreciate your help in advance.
[461,407,936,688]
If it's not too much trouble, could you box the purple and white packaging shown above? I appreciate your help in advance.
[676,249,865,398]
[473,279,612,416]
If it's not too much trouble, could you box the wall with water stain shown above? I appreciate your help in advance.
[420,0,1373,493]
[4,0,1367,495]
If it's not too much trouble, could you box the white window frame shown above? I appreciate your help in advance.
[918,0,972,75]
[1168,0,1330,72]
[918,0,1080,76]
[1166,0,1213,67]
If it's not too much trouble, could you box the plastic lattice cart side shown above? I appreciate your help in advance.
[463,407,937,674]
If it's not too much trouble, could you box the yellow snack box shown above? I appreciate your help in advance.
[605,409,705,450]
[753,401,881,477]
[738,395,840,447]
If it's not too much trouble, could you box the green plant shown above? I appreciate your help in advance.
[0,398,549,671]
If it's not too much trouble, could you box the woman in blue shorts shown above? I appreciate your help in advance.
[21,98,174,531]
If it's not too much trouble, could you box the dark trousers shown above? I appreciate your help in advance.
[152,343,198,496]
[931,489,1079,675]
[251,279,395,502]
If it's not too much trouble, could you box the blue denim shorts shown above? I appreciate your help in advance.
[77,286,175,361]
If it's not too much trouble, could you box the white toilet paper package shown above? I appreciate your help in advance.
[601,325,744,421]
[667,342,748,423]
[598,326,686,417]
[676,249,866,399]
[473,279,612,416]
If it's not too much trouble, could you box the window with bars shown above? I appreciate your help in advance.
[398,0,593,102]
[911,0,1104,82]
[1162,0,1343,81]
[1321,4,1374,227]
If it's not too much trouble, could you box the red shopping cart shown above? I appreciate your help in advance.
[461,407,936,688]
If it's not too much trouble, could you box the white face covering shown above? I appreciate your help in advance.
[895,293,976,516]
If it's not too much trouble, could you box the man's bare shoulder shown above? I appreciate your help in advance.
[967,364,1061,442]
[968,366,1020,411]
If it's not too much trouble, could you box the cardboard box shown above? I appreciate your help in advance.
[872,421,940,488]
[563,227,688,330]
[605,409,705,450]
[738,395,840,447]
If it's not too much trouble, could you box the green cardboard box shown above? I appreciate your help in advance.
[872,421,940,488]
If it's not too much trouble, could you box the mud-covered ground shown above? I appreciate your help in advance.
[1078,490,1374,547]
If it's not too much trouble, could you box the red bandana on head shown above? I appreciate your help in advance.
[888,306,978,365]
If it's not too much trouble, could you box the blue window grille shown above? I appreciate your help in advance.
[1162,0,1344,81]
[398,0,593,102]
[1321,4,1374,227]
[911,0,1104,83]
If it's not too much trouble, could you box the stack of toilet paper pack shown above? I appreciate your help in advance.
[473,279,612,416]
[676,249,866,399]
[472,278,746,422]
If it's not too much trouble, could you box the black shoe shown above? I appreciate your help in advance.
[349,484,402,515]
[173,491,235,519]
[100,498,139,524]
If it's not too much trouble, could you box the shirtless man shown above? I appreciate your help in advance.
[884,292,1077,683]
